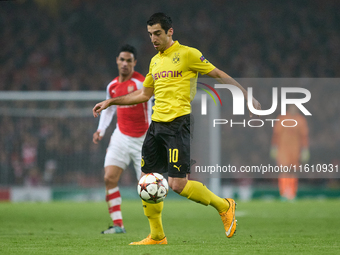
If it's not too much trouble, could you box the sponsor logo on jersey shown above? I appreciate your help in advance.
[153,70,182,81]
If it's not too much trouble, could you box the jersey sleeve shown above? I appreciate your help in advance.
[143,60,155,88]
[97,83,117,137]
[97,105,116,137]
[187,47,216,75]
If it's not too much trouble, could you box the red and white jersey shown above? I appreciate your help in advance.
[97,71,152,137]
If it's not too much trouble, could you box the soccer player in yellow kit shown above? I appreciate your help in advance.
[93,13,261,245]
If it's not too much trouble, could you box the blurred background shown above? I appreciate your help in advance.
[0,0,339,201]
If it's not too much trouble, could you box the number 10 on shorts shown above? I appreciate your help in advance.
[169,148,179,163]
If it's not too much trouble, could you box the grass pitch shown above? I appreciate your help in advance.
[0,199,339,254]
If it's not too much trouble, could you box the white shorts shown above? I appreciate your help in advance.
[104,127,144,180]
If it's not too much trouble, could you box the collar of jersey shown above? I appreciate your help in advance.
[159,41,179,56]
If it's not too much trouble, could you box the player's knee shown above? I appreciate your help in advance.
[169,181,185,194]
[104,172,119,186]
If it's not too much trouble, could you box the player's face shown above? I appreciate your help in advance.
[116,52,136,76]
[147,23,173,53]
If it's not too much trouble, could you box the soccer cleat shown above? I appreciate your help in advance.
[129,234,167,245]
[219,198,237,238]
[101,225,126,234]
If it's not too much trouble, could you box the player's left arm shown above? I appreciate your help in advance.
[92,86,154,118]
[207,68,261,117]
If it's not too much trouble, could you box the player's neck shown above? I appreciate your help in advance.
[160,40,174,53]
[119,72,134,83]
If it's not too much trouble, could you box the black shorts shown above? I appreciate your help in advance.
[141,114,190,178]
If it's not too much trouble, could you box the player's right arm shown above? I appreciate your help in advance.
[93,86,154,117]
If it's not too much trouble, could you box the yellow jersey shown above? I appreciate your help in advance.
[143,41,215,122]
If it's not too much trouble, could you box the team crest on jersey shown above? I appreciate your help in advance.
[172,53,180,64]
[128,85,134,93]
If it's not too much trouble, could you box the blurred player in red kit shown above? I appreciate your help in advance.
[271,105,310,200]
[93,44,152,233]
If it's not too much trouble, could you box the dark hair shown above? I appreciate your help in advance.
[118,44,137,60]
[147,12,172,33]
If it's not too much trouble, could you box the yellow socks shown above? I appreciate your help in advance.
[179,180,229,213]
[142,200,165,240]
[142,180,228,240]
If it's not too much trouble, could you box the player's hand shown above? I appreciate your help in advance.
[92,100,110,117]
[300,148,310,163]
[248,97,261,117]
[93,131,103,144]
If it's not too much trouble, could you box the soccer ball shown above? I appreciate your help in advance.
[137,173,169,203]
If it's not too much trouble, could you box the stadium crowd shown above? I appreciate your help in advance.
[0,0,339,187]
